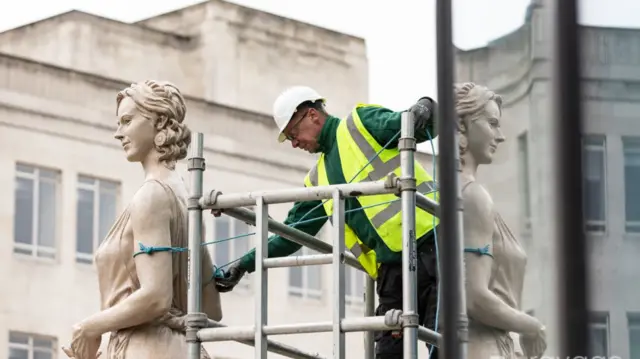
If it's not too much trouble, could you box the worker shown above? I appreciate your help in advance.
[213,86,440,359]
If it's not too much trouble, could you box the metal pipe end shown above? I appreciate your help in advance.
[384,173,399,190]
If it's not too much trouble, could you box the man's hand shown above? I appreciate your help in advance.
[409,97,437,134]
[214,262,247,293]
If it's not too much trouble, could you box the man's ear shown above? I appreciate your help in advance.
[311,109,324,124]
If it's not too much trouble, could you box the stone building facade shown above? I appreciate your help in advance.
[0,1,434,358]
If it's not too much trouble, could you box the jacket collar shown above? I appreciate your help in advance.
[316,115,340,153]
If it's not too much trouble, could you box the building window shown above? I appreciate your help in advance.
[289,247,322,300]
[76,175,119,264]
[629,313,640,359]
[346,266,365,306]
[517,132,532,231]
[623,137,640,233]
[8,331,57,359]
[588,312,609,357]
[582,135,606,233]
[212,216,253,289]
[13,163,60,259]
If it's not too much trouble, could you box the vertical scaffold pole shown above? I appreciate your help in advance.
[436,0,468,358]
[187,133,205,359]
[255,196,269,359]
[399,111,419,359]
[364,277,375,359]
[551,0,590,357]
[332,190,346,359]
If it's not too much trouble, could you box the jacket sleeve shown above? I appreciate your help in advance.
[356,104,436,148]
[238,199,328,273]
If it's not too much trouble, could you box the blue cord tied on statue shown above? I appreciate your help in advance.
[464,244,493,258]
[133,242,188,258]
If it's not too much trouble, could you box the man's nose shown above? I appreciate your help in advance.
[291,139,300,148]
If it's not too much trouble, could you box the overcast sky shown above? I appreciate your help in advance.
[0,0,637,153]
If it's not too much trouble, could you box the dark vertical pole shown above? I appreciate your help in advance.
[552,0,590,357]
[436,1,466,359]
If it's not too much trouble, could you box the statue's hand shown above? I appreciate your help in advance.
[519,326,547,359]
[62,322,102,359]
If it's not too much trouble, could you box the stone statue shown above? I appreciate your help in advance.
[455,82,546,359]
[62,80,222,359]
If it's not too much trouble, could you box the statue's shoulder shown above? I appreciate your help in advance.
[130,181,174,219]
[462,181,495,218]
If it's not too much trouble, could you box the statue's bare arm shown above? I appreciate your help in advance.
[81,181,175,337]
[463,183,541,335]
[200,223,223,321]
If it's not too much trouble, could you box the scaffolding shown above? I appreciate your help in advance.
[184,108,445,359]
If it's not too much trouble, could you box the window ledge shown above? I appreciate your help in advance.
[12,252,58,266]
[623,233,640,241]
[586,232,608,240]
[287,293,325,307]
[75,261,98,273]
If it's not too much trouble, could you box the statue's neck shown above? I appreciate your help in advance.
[460,153,479,179]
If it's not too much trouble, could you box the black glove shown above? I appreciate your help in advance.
[214,262,247,293]
[409,97,437,136]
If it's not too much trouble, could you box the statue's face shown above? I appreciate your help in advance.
[114,96,157,163]
[466,100,505,165]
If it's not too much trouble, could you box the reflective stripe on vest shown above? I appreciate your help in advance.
[303,104,440,278]
[304,154,380,279]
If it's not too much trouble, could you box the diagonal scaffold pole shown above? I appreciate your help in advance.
[206,320,325,359]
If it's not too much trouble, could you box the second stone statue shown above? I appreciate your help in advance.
[455,82,547,359]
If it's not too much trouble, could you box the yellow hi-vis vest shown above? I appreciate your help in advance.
[303,104,440,280]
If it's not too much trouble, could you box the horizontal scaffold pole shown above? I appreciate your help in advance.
[206,320,324,359]
[264,253,335,268]
[222,207,365,272]
[199,316,441,346]
[201,175,399,209]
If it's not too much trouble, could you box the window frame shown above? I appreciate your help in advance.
[581,135,607,234]
[517,131,532,232]
[628,312,640,359]
[8,330,58,359]
[75,175,120,264]
[588,312,610,358]
[345,265,365,307]
[622,137,640,233]
[13,163,61,260]
[211,215,254,290]
[288,246,323,301]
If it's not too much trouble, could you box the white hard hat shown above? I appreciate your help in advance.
[272,86,325,143]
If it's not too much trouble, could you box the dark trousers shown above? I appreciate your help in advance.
[374,235,439,359]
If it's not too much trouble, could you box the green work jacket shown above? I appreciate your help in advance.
[239,106,435,273]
